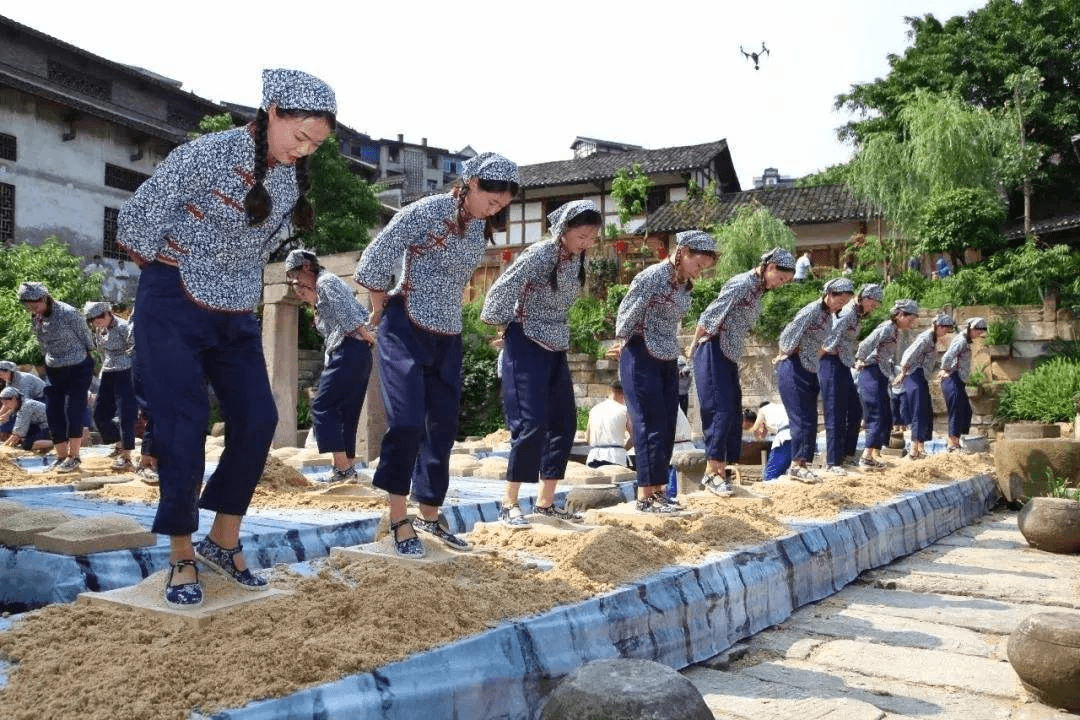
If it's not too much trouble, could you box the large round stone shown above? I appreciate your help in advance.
[565,485,623,513]
[993,438,1080,501]
[1007,611,1080,710]
[1017,497,1080,554]
[541,659,711,720]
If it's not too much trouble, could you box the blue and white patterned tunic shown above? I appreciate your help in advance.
[615,260,691,361]
[117,127,299,312]
[940,332,973,381]
[899,328,939,380]
[354,194,486,335]
[313,271,370,356]
[7,371,45,400]
[31,300,94,368]
[480,239,582,352]
[778,300,833,372]
[856,320,899,376]
[93,316,135,373]
[822,299,863,368]
[10,398,48,439]
[696,269,765,363]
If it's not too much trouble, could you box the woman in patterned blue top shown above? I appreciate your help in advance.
[0,386,50,451]
[118,69,336,608]
[896,312,954,460]
[285,249,374,482]
[17,281,94,474]
[611,230,716,513]
[84,301,137,472]
[354,152,518,557]
[481,200,600,528]
[775,278,854,481]
[938,316,987,452]
[692,248,796,497]
[854,299,918,468]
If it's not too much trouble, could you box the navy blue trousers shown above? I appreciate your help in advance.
[904,368,933,442]
[764,441,792,481]
[312,337,371,457]
[942,372,972,437]
[501,322,575,482]
[819,355,861,466]
[133,353,154,458]
[858,365,892,450]
[620,336,678,488]
[694,338,742,463]
[44,356,93,443]
[891,391,911,427]
[95,368,137,450]
[372,297,461,506]
[777,355,820,464]
[135,263,278,536]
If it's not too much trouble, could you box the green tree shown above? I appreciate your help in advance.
[610,164,653,234]
[293,135,381,256]
[835,0,1080,204]
[187,112,235,140]
[795,163,851,188]
[710,204,796,281]
[917,187,1006,261]
[0,238,105,365]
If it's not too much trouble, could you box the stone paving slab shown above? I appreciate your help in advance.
[686,667,886,720]
[773,606,1000,657]
[809,639,1021,698]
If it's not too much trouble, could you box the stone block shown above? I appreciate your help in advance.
[564,485,624,512]
[586,383,610,398]
[541,658,711,720]
[73,475,139,491]
[572,383,588,398]
[593,359,618,371]
[332,537,464,566]
[0,500,27,518]
[566,353,592,364]
[33,514,155,555]
[210,421,226,437]
[0,509,75,547]
[994,438,1080,501]
[79,569,292,628]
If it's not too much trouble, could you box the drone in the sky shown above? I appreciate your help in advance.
[740,42,770,70]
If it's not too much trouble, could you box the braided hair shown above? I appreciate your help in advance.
[549,209,600,291]
[453,178,519,244]
[244,107,336,228]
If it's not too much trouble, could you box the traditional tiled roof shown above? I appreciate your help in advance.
[518,140,734,189]
[1004,211,1080,241]
[646,184,878,233]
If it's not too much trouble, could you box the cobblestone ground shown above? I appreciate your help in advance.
[685,508,1080,720]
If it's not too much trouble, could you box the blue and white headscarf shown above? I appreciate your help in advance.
[859,283,884,301]
[547,200,598,241]
[761,247,796,271]
[675,230,716,253]
[823,277,854,294]
[17,282,47,302]
[261,69,337,114]
[83,301,111,320]
[461,152,518,184]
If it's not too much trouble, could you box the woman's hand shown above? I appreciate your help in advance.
[5,435,21,447]
[605,343,623,360]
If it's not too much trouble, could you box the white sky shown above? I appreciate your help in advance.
[6,0,986,187]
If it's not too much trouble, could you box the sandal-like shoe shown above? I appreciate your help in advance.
[194,536,267,590]
[164,559,203,607]
[413,516,471,552]
[390,518,425,558]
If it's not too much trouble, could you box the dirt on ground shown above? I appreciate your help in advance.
[0,452,992,720]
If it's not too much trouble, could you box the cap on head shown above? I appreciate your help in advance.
[17,282,48,302]
[460,152,518,184]
[285,249,317,273]
[966,316,988,330]
[0,360,16,373]
[823,277,855,295]
[83,301,111,320]
[0,386,21,400]
[261,69,336,114]
[675,230,716,253]
[891,298,918,315]
[859,283,884,301]
[760,247,796,271]
[547,200,599,240]
[934,313,955,327]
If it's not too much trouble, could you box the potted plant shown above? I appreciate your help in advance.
[1017,468,1080,554]
[985,316,1017,358]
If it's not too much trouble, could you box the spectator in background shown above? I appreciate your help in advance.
[752,400,792,481]
[676,355,692,415]
[907,255,921,276]
[794,250,812,281]
[585,381,633,469]
[935,256,952,278]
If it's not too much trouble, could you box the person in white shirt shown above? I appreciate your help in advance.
[794,251,812,281]
[753,401,792,481]
[585,381,633,468]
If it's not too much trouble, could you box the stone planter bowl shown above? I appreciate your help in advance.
[1007,611,1080,710]
[960,435,989,453]
[1004,423,1062,440]
[1017,497,1080,554]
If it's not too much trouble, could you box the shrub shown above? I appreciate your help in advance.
[985,317,1018,346]
[576,405,589,432]
[568,296,607,357]
[296,393,312,430]
[458,299,503,438]
[756,280,828,342]
[997,357,1080,423]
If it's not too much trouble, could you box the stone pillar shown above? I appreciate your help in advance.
[355,350,386,462]
[262,283,301,449]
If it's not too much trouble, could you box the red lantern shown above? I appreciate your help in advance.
[614,240,628,254]
[657,246,668,259]
[500,249,513,263]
